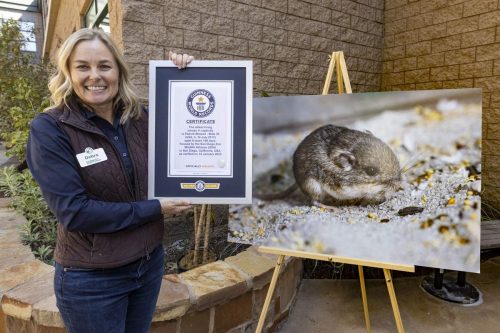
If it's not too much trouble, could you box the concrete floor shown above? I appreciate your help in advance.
[278,257,500,333]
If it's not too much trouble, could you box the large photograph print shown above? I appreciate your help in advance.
[229,88,481,273]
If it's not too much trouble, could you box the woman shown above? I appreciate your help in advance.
[27,28,193,333]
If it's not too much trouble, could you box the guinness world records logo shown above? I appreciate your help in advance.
[186,89,216,118]
[195,180,206,192]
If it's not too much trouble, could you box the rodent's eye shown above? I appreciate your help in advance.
[364,166,379,176]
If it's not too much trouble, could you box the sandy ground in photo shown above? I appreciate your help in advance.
[229,98,481,273]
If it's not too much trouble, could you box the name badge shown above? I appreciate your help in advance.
[76,147,108,167]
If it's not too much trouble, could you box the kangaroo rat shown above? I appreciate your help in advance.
[259,125,402,207]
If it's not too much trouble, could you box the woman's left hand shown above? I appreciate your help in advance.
[168,51,194,69]
[159,199,192,215]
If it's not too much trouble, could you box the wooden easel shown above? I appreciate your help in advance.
[322,50,352,95]
[255,51,415,333]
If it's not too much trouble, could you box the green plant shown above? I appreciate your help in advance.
[0,20,55,264]
[0,166,57,264]
[0,19,51,161]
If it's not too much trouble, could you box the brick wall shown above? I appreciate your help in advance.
[119,0,385,98]
[382,0,500,214]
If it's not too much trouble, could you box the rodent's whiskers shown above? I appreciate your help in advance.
[400,152,425,174]
[354,194,368,206]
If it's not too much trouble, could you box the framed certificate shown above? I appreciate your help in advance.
[148,61,252,204]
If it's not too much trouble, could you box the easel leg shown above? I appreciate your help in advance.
[255,255,286,333]
[321,52,336,95]
[358,265,371,333]
[383,269,404,333]
[336,53,344,94]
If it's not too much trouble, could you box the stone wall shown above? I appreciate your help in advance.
[382,0,500,214]
[119,0,385,98]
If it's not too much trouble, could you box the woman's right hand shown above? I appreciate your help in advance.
[159,199,192,215]
[168,51,194,69]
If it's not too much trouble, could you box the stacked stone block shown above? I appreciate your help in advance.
[117,0,385,97]
[383,0,500,213]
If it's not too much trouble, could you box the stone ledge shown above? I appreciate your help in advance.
[0,261,53,297]
[178,260,249,311]
[32,295,64,328]
[1,270,54,321]
[153,275,191,322]
[224,248,276,290]
[0,204,303,332]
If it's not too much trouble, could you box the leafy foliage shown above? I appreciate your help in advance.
[0,19,51,161]
[0,167,57,264]
[0,20,55,264]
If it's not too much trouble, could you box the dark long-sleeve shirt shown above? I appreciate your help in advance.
[26,108,162,234]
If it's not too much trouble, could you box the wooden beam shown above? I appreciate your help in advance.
[257,246,415,272]
[42,0,61,59]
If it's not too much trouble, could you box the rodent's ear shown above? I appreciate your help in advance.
[333,151,356,171]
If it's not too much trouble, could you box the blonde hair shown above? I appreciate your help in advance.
[46,28,142,123]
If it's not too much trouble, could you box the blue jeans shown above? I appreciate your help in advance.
[54,245,164,333]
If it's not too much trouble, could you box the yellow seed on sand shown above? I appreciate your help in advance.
[447,197,456,206]
[314,241,325,253]
[459,237,470,245]
[438,225,449,233]
[420,219,434,229]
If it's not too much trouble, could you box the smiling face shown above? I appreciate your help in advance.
[69,38,119,116]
